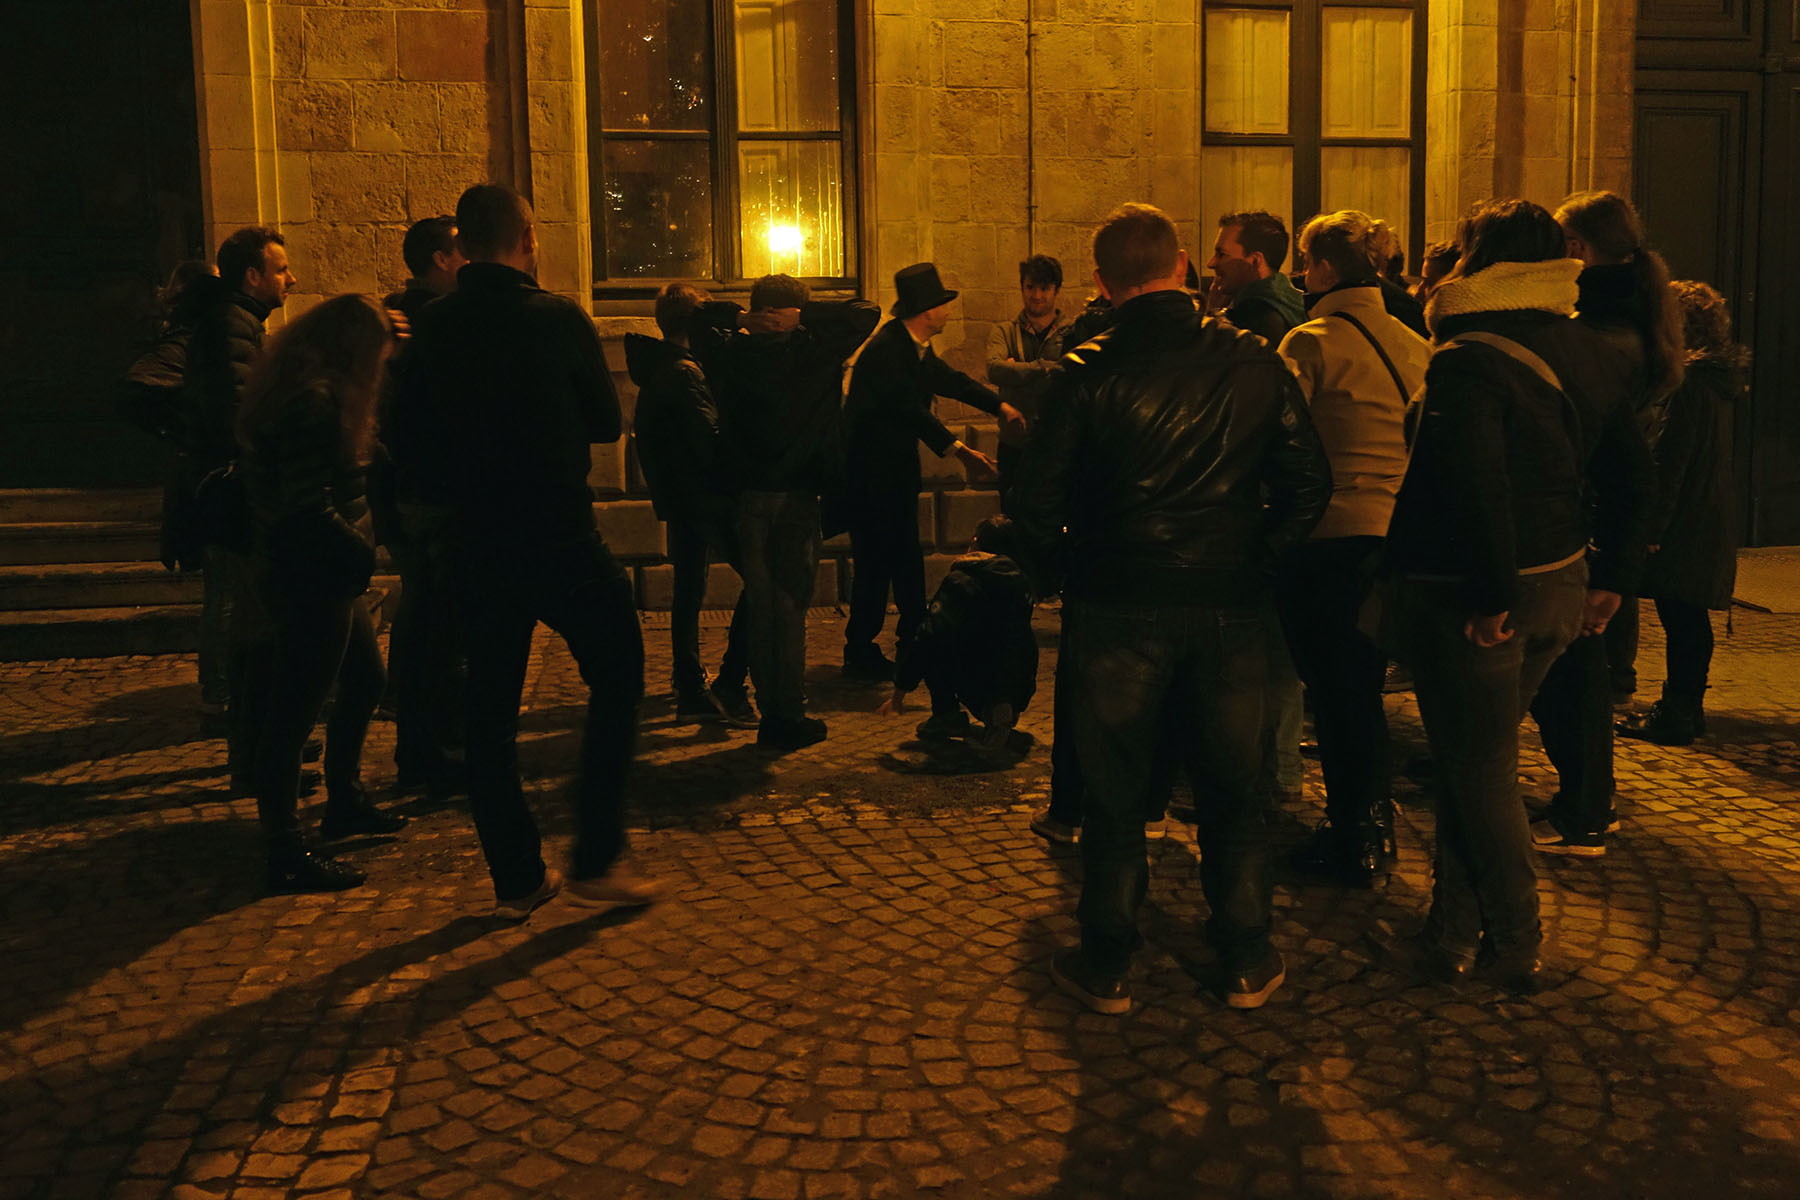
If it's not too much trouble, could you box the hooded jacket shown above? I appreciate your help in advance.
[623,333,726,525]
[893,550,1039,713]
[1011,288,1332,607]
[1387,259,1652,614]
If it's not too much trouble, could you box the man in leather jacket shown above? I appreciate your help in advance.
[1012,203,1332,1015]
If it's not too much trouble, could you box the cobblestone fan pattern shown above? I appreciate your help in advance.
[2,606,1798,1199]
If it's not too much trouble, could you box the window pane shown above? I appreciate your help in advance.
[734,0,840,131]
[598,0,711,130]
[737,140,845,278]
[1321,146,1410,257]
[1321,7,1412,138]
[601,141,713,278]
[1200,145,1293,239]
[1204,9,1289,135]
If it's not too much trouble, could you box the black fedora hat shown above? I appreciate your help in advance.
[890,262,958,318]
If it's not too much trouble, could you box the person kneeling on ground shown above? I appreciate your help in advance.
[876,516,1038,751]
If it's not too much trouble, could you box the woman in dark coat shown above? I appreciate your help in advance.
[1620,281,1745,746]
[238,295,407,892]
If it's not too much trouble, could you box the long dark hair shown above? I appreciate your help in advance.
[236,295,392,464]
[1555,191,1685,399]
[1447,199,1566,279]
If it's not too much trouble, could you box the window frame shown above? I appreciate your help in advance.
[1201,0,1428,270]
[583,0,861,298]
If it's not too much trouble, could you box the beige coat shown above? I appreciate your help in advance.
[1277,285,1430,540]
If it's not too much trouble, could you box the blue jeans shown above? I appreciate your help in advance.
[1064,599,1275,977]
[736,492,822,722]
[1397,561,1586,957]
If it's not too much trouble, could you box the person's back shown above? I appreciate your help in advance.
[404,261,617,544]
[623,330,722,523]
[1023,292,1330,605]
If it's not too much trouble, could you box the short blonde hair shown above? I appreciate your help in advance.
[1297,210,1381,284]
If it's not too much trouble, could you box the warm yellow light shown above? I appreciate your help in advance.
[766,224,804,255]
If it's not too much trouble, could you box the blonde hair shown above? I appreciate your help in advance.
[1297,210,1381,284]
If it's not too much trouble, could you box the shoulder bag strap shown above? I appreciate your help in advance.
[1329,310,1414,407]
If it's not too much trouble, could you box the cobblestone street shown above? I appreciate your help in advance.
[3,602,1799,1199]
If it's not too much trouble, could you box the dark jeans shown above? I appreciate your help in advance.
[1655,598,1714,709]
[199,545,239,705]
[389,503,465,780]
[459,532,644,901]
[1065,599,1273,977]
[736,491,821,722]
[251,580,385,857]
[1531,631,1615,836]
[1049,619,1179,827]
[1398,561,1585,958]
[845,492,925,656]
[1605,595,1639,696]
[667,512,749,700]
[1275,537,1389,833]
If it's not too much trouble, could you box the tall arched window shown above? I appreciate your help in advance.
[1202,1,1426,267]
[585,0,859,293]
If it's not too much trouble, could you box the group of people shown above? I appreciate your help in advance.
[131,176,1744,1016]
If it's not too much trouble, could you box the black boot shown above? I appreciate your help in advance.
[267,846,365,893]
[1617,699,1702,746]
[320,786,408,840]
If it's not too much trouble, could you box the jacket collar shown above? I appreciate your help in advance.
[231,290,273,324]
[1112,288,1199,323]
[1015,308,1067,337]
[1424,258,1580,335]
[1304,282,1386,320]
[456,261,540,292]
[1234,271,1308,326]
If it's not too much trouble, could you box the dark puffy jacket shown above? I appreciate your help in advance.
[1011,288,1333,607]
[238,381,374,597]
[623,333,726,524]
[1391,294,1651,614]
[183,290,271,470]
[698,299,881,497]
[391,262,619,546]
[1641,356,1740,609]
[893,551,1038,715]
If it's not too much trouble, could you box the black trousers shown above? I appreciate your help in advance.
[1275,537,1390,835]
[1655,598,1714,709]
[1531,631,1615,837]
[1605,596,1639,696]
[389,504,465,781]
[845,492,926,655]
[459,532,643,901]
[251,580,385,857]
[667,513,749,700]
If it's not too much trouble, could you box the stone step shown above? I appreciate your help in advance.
[0,487,162,524]
[0,602,202,660]
[0,561,204,611]
[0,521,164,566]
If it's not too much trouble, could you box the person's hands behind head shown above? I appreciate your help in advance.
[743,307,801,335]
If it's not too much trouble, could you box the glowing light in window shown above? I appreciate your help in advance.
[766,224,804,255]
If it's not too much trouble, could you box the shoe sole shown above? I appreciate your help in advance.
[495,871,563,921]
[1030,821,1078,845]
[565,886,660,910]
[1049,957,1130,1015]
[1224,966,1286,1009]
[1533,840,1605,858]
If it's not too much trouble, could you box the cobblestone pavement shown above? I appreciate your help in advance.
[3,602,1799,1199]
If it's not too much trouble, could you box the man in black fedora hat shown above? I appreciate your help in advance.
[841,262,1023,679]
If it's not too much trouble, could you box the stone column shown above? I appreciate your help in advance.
[523,0,594,308]
[191,0,282,271]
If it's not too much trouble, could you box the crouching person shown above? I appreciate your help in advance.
[877,516,1038,751]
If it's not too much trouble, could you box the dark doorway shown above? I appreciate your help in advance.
[1636,1,1800,545]
[0,0,205,488]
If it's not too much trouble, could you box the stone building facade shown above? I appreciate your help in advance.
[173,0,1640,603]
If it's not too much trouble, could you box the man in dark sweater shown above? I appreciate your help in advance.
[1014,204,1332,1015]
[378,215,468,796]
[624,283,752,725]
[696,276,881,749]
[841,262,1017,679]
[394,184,660,919]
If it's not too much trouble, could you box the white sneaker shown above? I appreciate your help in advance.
[566,864,664,908]
[495,867,563,921]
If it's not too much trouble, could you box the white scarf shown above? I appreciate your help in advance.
[1424,258,1582,336]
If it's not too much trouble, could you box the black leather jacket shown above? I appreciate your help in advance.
[1011,289,1332,606]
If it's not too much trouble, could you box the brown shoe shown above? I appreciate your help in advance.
[566,864,664,909]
